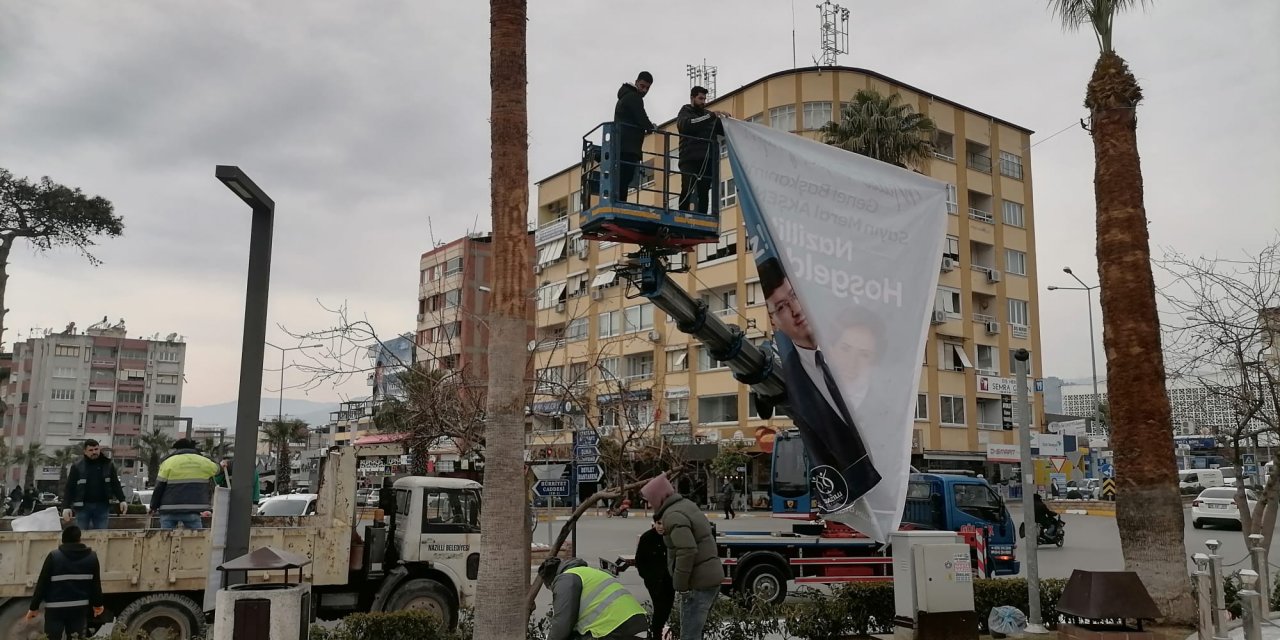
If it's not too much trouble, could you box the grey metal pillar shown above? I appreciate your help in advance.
[1015,348,1046,633]
[1207,539,1227,638]
[1193,554,1215,640]
[1249,533,1270,617]
[1240,569,1264,640]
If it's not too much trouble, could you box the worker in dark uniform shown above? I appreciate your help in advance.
[25,525,104,639]
[634,519,674,640]
[676,85,726,214]
[613,71,656,201]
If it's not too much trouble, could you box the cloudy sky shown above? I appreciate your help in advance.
[2,1,1276,407]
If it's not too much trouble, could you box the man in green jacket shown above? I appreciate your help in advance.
[214,457,260,503]
[642,474,723,640]
[150,439,219,530]
[540,557,648,640]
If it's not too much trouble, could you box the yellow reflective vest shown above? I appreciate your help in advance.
[564,566,647,637]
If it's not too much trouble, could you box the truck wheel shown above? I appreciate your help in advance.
[116,593,207,639]
[386,578,457,628]
[738,563,787,605]
[0,599,44,640]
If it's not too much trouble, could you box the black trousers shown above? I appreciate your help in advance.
[644,580,674,639]
[44,607,89,640]
[723,500,735,519]
[678,159,714,214]
[618,152,642,201]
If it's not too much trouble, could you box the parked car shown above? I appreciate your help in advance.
[355,487,372,507]
[256,493,318,517]
[1192,487,1258,529]
[37,492,60,509]
[367,488,381,507]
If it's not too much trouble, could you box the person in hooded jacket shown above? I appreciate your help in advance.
[8,484,22,516]
[634,518,674,640]
[63,439,127,530]
[613,71,656,201]
[641,474,722,640]
[25,525,104,640]
[676,85,727,214]
[540,556,648,640]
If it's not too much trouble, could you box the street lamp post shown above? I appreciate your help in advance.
[264,342,324,421]
[215,165,275,587]
[1048,267,1102,436]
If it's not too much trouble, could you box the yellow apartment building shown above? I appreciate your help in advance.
[528,66,1043,500]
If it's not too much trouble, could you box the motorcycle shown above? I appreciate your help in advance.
[606,498,631,518]
[1018,514,1065,547]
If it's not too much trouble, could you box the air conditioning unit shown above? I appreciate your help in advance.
[931,309,948,325]
[533,264,544,275]
[555,302,566,313]
[987,270,1002,283]
[647,330,662,343]
[416,313,425,322]
[591,290,604,301]
[985,321,1001,335]
[940,257,956,272]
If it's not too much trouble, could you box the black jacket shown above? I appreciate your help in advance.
[65,455,125,509]
[30,543,104,611]
[613,83,655,157]
[634,527,672,591]
[676,104,723,168]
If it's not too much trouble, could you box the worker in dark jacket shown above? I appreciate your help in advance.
[25,525,105,639]
[8,484,22,516]
[540,557,648,640]
[21,486,38,515]
[676,85,726,214]
[613,71,656,201]
[150,439,220,530]
[63,439,127,530]
[634,519,674,640]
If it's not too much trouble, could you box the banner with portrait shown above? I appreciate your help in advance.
[723,118,948,541]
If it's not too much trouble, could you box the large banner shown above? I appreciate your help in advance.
[723,118,948,541]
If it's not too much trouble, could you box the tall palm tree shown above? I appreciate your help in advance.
[474,1,532,637]
[138,427,174,488]
[15,444,48,491]
[51,445,80,488]
[200,437,231,461]
[260,418,308,494]
[1048,0,1193,621]
[820,88,937,170]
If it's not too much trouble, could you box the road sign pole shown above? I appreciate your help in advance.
[1015,349,1047,634]
[571,463,578,555]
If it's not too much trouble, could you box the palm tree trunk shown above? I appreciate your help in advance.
[473,1,531,637]
[0,239,11,351]
[1087,51,1194,623]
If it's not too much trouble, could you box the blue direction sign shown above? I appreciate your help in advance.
[574,445,600,463]
[574,430,600,447]
[576,464,603,483]
[533,479,572,498]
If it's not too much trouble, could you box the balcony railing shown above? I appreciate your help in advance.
[536,338,567,352]
[970,264,995,276]
[967,151,992,174]
[968,208,994,223]
[972,313,995,324]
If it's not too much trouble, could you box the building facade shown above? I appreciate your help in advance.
[3,318,187,483]
[528,66,1045,494]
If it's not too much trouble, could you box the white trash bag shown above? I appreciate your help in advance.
[988,605,1027,638]
[12,506,63,532]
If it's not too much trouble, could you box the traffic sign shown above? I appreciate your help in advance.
[574,446,600,463]
[574,430,600,447]
[533,479,572,498]
[1243,453,1257,466]
[576,464,603,483]
[1101,478,1117,500]
[1245,464,1260,478]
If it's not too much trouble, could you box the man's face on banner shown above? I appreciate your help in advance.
[833,324,879,408]
[766,278,816,349]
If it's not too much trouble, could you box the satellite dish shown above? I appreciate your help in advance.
[527,340,538,352]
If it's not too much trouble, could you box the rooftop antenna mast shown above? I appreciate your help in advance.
[685,59,718,99]
[815,1,850,67]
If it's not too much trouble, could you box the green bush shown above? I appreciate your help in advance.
[307,610,456,640]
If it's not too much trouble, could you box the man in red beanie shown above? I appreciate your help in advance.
[641,475,722,640]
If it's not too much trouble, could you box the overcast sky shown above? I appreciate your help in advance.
[1,1,1276,407]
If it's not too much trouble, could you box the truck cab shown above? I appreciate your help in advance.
[902,473,1018,575]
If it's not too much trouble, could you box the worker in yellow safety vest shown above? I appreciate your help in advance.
[539,557,649,640]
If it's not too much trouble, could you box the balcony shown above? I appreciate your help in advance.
[966,141,992,174]
[968,208,993,224]
[115,403,143,412]
[120,358,147,370]
[91,359,117,369]
[85,422,111,433]
[89,379,115,389]
[114,424,141,436]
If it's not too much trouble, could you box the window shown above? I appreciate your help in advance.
[1008,350,1034,376]
[118,391,144,403]
[719,178,738,209]
[569,191,583,214]
[566,273,588,299]
[945,184,959,214]
[567,362,588,387]
[769,104,796,131]
[536,238,567,266]
[155,394,177,404]
[443,257,464,276]
[1002,200,1025,227]
[444,289,461,309]
[940,395,966,426]
[53,367,77,379]
[1005,249,1027,276]
[55,345,80,357]
[935,286,962,317]
[598,310,620,338]
[667,397,690,422]
[535,367,562,393]
[915,394,929,421]
[941,342,972,371]
[745,282,764,306]
[976,345,998,374]
[802,101,832,130]
[697,345,726,371]
[157,350,181,363]
[934,132,955,161]
[745,113,763,125]
[421,489,481,534]
[667,349,688,372]
[625,353,654,380]
[697,230,738,263]
[51,388,75,401]
[698,394,738,423]
[944,235,961,260]
[1008,299,1030,327]
[624,303,654,332]
[566,317,588,342]
[999,151,1024,179]
[535,282,566,310]
[598,357,620,380]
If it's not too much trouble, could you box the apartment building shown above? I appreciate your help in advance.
[3,318,187,483]
[529,66,1044,492]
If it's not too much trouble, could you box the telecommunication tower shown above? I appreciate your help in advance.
[686,59,718,100]
[815,1,850,67]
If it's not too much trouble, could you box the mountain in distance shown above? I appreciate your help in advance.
[182,397,350,430]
